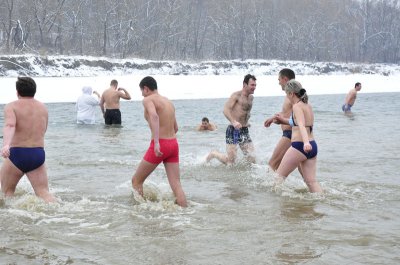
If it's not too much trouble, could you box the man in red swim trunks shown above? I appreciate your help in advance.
[131,76,187,207]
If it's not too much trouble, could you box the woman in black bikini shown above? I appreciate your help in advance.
[274,80,323,193]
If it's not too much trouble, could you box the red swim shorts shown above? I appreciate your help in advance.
[143,138,179,164]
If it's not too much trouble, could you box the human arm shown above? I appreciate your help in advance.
[118,88,131,100]
[265,97,292,127]
[86,94,100,106]
[264,116,276,127]
[344,90,356,105]
[99,94,105,115]
[274,113,290,125]
[223,93,241,129]
[1,104,16,158]
[174,118,178,134]
[93,90,100,99]
[143,98,162,157]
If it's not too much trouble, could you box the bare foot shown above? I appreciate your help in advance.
[206,151,216,162]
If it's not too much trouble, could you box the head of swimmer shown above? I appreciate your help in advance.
[139,76,158,96]
[243,74,256,94]
[201,117,210,129]
[278,68,295,91]
[284,79,308,104]
[355,82,362,91]
[16,76,36,98]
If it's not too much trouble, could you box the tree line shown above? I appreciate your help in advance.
[1,0,399,63]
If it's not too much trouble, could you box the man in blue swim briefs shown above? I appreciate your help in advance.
[342,82,362,113]
[0,77,55,202]
[100,79,131,125]
[206,74,257,165]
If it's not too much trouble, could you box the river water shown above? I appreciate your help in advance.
[0,92,399,264]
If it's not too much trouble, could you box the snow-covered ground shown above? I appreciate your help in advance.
[0,54,399,103]
[2,54,400,77]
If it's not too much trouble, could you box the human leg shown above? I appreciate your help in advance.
[164,162,187,207]
[276,147,306,183]
[0,159,24,197]
[104,110,112,125]
[300,158,322,193]
[132,159,159,196]
[268,136,291,171]
[26,164,56,202]
[240,142,256,163]
[206,144,237,165]
[112,109,122,125]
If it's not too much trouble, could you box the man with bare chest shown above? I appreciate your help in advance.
[206,74,257,164]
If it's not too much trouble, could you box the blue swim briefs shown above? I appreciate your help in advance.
[9,147,46,173]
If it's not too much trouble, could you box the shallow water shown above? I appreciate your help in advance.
[0,93,399,264]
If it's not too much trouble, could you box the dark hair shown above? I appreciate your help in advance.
[279,68,295,80]
[243,74,256,85]
[202,117,209,123]
[110,79,118,87]
[355,82,361,88]
[296,88,308,103]
[16,76,36,97]
[139,76,157,91]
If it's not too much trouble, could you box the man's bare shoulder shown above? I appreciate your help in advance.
[231,91,242,97]
[3,102,16,114]
[227,91,241,103]
[348,88,356,95]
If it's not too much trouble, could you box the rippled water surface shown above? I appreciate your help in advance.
[0,92,399,264]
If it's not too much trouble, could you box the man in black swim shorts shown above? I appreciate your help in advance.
[100,79,131,125]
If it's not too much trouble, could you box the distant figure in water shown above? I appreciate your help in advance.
[196,117,217,131]
[206,74,256,165]
[0,77,56,202]
[100,79,131,125]
[131,76,187,207]
[76,86,101,124]
[274,80,323,193]
[342,82,362,113]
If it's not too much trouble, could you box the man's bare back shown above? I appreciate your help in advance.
[101,88,123,109]
[132,76,187,207]
[143,94,177,139]
[5,98,47,148]
[1,77,55,202]
[100,80,131,125]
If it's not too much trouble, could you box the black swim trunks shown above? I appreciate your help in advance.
[225,125,252,145]
[104,109,122,125]
[282,130,292,139]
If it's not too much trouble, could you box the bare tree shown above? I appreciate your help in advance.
[1,0,400,63]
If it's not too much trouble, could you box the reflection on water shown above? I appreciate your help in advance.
[276,244,323,264]
[280,199,325,222]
